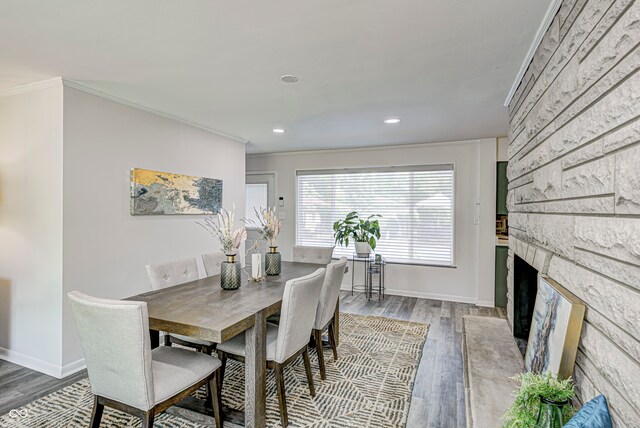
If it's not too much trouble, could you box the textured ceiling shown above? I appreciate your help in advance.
[0,0,551,153]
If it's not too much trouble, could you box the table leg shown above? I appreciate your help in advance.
[245,311,266,428]
[149,329,160,349]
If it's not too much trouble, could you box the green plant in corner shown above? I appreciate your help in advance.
[502,372,575,428]
[332,211,381,250]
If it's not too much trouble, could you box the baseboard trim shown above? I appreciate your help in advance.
[0,346,85,379]
[61,358,86,378]
[0,346,62,378]
[341,285,479,304]
[475,300,496,308]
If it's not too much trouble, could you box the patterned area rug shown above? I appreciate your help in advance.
[0,313,428,428]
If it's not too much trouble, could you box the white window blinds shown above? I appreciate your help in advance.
[296,164,455,266]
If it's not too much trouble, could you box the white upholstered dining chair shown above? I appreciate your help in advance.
[145,257,215,353]
[313,257,348,380]
[68,291,222,428]
[268,246,335,326]
[202,252,226,277]
[216,268,326,428]
[292,245,335,264]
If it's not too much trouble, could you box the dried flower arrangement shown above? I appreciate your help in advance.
[197,207,247,255]
[245,206,282,247]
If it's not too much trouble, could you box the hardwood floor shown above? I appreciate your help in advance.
[0,360,86,416]
[0,291,505,427]
[338,291,505,428]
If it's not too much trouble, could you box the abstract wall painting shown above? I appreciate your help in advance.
[130,168,222,215]
[524,276,585,379]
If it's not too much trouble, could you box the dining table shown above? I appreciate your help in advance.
[126,261,337,428]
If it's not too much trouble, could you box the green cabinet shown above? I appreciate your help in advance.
[495,245,508,308]
[496,162,508,215]
[495,161,509,307]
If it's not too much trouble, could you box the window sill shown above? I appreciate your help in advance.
[388,260,457,268]
[334,257,456,269]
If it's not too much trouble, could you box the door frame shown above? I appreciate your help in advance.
[245,170,278,212]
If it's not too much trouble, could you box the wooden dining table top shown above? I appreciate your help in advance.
[125,261,325,343]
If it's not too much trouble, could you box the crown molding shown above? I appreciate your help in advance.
[503,0,563,107]
[246,137,496,158]
[0,77,63,98]
[61,78,248,144]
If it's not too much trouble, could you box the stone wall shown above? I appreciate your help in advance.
[506,0,640,425]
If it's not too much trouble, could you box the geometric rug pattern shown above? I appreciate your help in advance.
[0,313,428,428]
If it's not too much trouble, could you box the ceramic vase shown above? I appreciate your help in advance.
[534,396,567,428]
[220,254,241,290]
[355,241,372,257]
[265,246,281,276]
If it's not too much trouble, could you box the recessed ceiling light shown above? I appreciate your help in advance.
[384,118,401,124]
[273,128,286,133]
[280,74,299,83]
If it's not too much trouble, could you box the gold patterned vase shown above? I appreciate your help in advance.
[220,254,241,290]
[265,246,281,276]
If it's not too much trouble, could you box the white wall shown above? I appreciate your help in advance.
[497,137,508,161]
[61,86,246,368]
[246,138,496,304]
[0,79,64,374]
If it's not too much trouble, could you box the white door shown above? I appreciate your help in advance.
[245,173,276,264]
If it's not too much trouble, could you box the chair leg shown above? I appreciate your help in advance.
[302,347,316,397]
[313,329,326,380]
[205,380,214,413]
[328,321,338,361]
[218,351,227,390]
[209,374,223,428]
[90,396,104,428]
[141,410,155,428]
[162,333,171,347]
[275,364,289,428]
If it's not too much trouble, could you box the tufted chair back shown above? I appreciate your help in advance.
[292,245,335,265]
[275,268,326,363]
[202,252,226,277]
[68,291,155,411]
[314,257,348,330]
[145,257,199,290]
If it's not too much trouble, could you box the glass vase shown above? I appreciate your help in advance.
[265,246,281,276]
[220,254,241,290]
[534,396,567,428]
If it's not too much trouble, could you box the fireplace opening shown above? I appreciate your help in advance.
[513,254,538,347]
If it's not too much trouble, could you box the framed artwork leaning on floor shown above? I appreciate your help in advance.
[524,275,585,379]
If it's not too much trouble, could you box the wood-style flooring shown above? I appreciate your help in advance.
[0,291,505,427]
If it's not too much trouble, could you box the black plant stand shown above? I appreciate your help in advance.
[351,253,371,296]
[367,257,386,301]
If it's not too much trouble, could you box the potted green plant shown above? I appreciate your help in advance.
[333,211,381,256]
[503,372,575,428]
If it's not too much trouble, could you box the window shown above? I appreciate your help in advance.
[245,183,268,225]
[296,165,454,266]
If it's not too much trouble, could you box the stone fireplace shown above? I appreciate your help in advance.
[505,0,640,424]
[512,254,538,341]
[506,236,552,340]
